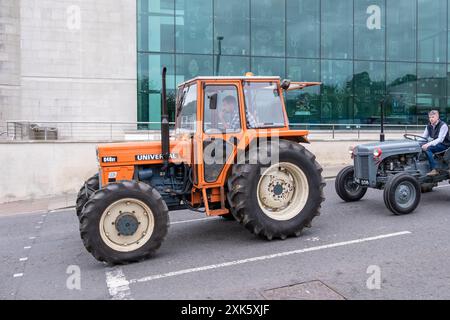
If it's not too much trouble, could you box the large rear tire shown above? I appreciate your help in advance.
[79,181,169,264]
[227,140,325,240]
[76,173,99,220]
[335,166,368,202]
[383,173,421,215]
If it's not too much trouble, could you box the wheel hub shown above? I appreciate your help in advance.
[99,198,154,252]
[257,162,309,221]
[115,213,139,236]
[395,182,416,208]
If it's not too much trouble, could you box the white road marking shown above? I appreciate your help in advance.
[24,246,31,250]
[128,231,412,284]
[13,273,23,278]
[105,267,133,300]
[35,226,41,229]
[19,258,28,262]
[38,221,43,224]
[29,237,36,240]
[171,217,220,225]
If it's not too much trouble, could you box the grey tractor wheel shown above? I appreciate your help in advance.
[383,173,421,215]
[227,140,325,240]
[76,173,100,220]
[335,166,368,202]
[79,180,169,265]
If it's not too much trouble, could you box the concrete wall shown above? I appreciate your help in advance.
[1,0,137,122]
[0,140,356,204]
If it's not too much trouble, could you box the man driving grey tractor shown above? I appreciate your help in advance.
[421,110,450,176]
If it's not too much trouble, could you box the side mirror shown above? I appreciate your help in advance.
[281,79,291,90]
[208,93,218,110]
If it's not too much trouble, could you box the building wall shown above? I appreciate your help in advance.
[0,0,137,122]
[0,0,21,121]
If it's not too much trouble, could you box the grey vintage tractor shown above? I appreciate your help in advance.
[335,133,450,215]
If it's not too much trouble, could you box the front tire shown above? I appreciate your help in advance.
[335,166,368,202]
[227,140,325,240]
[79,181,169,264]
[383,173,421,215]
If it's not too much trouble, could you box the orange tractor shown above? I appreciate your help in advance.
[77,68,325,264]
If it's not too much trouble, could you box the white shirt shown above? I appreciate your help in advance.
[422,121,449,146]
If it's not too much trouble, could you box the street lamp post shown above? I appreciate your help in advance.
[216,36,224,76]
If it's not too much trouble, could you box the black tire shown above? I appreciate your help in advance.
[227,140,325,240]
[335,166,368,202]
[76,173,99,220]
[79,180,169,264]
[420,183,435,193]
[383,173,421,215]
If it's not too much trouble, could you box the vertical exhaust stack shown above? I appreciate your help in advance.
[161,66,170,170]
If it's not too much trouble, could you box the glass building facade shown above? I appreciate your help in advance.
[137,0,450,127]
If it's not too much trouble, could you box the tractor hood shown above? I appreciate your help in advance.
[354,140,422,156]
[97,140,192,166]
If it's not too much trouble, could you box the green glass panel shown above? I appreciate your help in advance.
[286,0,320,59]
[176,54,214,81]
[214,56,250,76]
[138,0,175,53]
[251,0,285,57]
[387,0,416,62]
[251,57,285,77]
[386,62,417,124]
[214,0,250,56]
[321,0,353,60]
[321,60,353,123]
[137,53,176,126]
[417,63,447,123]
[354,0,385,61]
[353,61,386,124]
[175,0,213,54]
[286,59,320,124]
[418,0,447,63]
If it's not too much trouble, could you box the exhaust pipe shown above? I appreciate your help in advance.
[161,66,170,170]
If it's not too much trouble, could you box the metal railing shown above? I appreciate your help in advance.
[3,121,176,142]
[1,120,426,142]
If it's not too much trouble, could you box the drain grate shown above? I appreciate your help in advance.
[262,280,346,300]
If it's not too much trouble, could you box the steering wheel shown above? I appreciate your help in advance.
[403,134,428,143]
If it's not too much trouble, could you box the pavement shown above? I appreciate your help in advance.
[1,177,450,300]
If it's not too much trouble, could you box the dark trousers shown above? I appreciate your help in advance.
[425,143,448,169]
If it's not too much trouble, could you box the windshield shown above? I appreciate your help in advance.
[243,82,286,128]
[175,84,197,134]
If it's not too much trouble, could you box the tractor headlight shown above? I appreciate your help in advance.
[373,148,382,158]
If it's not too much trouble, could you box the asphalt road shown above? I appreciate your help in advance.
[1,180,450,300]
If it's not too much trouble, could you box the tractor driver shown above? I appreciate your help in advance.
[421,110,450,176]
[219,95,258,131]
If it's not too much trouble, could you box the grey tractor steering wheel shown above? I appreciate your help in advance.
[403,134,428,143]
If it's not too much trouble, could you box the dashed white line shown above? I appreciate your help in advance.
[24,246,31,250]
[13,273,24,278]
[35,226,41,229]
[105,267,133,300]
[19,258,28,262]
[29,237,36,240]
[171,217,220,225]
[37,221,43,224]
[127,231,412,284]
